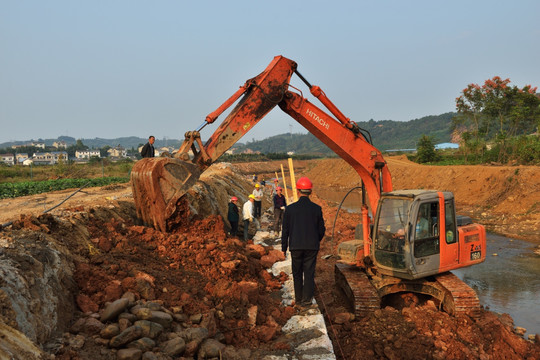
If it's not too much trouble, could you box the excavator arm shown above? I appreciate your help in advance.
[131,55,392,234]
[179,56,297,168]
[278,88,392,213]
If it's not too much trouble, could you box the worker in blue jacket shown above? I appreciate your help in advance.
[281,177,325,308]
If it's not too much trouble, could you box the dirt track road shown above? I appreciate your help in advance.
[0,183,133,227]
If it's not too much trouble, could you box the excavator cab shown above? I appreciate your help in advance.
[336,189,486,316]
[371,190,486,280]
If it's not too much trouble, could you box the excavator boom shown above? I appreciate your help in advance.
[131,55,391,232]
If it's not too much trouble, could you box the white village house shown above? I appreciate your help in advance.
[53,141,68,149]
[107,146,127,158]
[0,154,15,165]
[31,141,46,149]
[15,153,29,164]
[32,151,69,165]
[75,150,101,159]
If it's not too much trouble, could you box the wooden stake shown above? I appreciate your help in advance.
[288,158,298,202]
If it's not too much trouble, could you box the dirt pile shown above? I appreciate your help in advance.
[0,214,77,346]
[305,156,540,241]
[237,157,539,242]
[1,206,291,359]
[0,164,291,359]
[182,162,273,234]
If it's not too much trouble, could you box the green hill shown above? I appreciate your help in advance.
[234,112,456,154]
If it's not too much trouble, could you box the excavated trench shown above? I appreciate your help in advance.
[1,160,539,360]
[0,163,297,359]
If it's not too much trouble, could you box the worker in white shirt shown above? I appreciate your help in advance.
[243,194,255,241]
[252,183,263,218]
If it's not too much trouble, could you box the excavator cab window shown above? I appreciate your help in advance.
[374,198,411,269]
[413,202,440,257]
[445,200,457,244]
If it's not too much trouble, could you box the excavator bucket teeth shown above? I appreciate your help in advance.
[130,157,202,232]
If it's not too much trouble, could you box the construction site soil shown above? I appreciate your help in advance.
[0,156,539,360]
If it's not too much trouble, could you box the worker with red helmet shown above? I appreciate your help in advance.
[281,177,326,309]
[227,196,239,237]
[273,186,287,235]
[271,178,281,196]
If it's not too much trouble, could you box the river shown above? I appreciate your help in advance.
[453,234,540,337]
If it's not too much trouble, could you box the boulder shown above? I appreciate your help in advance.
[100,298,130,322]
[159,337,186,357]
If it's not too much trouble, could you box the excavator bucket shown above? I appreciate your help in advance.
[130,157,202,232]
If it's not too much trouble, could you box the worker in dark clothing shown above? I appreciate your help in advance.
[273,186,286,235]
[281,177,325,308]
[140,135,156,158]
[227,196,239,236]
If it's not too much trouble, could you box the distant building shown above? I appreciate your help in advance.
[0,153,15,165]
[53,141,68,149]
[158,146,175,156]
[75,150,101,159]
[33,151,68,165]
[108,146,127,158]
[434,143,459,150]
[241,149,260,154]
[31,142,46,149]
[15,153,29,164]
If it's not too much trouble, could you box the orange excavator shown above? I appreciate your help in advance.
[131,55,486,316]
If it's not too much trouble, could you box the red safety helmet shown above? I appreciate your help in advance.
[231,196,238,201]
[296,177,313,190]
[276,186,282,191]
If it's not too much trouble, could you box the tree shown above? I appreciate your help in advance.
[66,139,89,157]
[416,135,439,163]
[100,145,111,157]
[454,82,486,142]
[454,77,539,162]
[75,139,88,150]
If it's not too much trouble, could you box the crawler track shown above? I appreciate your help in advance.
[436,272,481,318]
[335,264,481,317]
[335,264,379,314]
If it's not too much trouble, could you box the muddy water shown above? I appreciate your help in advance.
[453,234,540,337]
[316,187,540,337]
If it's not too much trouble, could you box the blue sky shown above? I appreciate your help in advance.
[1,0,539,144]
